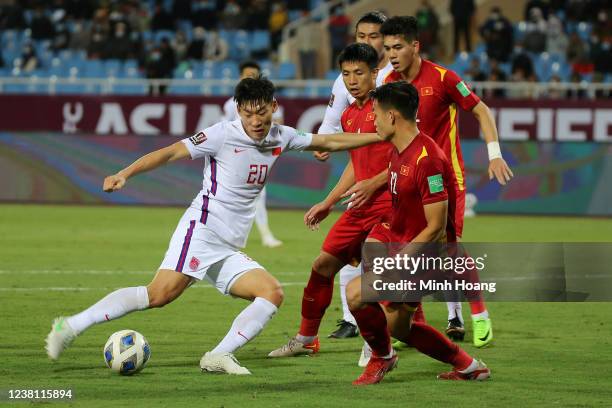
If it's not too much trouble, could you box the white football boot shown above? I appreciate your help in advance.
[200,352,251,375]
[45,317,77,360]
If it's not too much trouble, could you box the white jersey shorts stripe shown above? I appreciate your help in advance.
[175,219,196,272]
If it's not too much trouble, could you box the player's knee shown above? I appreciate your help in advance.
[259,283,284,307]
[312,253,339,278]
[346,281,362,311]
[146,285,178,308]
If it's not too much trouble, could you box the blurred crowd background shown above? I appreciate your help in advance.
[0,0,610,97]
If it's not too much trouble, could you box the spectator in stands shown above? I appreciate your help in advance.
[295,11,320,79]
[479,6,514,62]
[192,0,219,30]
[593,72,611,98]
[546,15,568,56]
[566,0,589,23]
[151,0,175,32]
[51,9,71,53]
[508,67,537,99]
[567,31,588,63]
[328,6,351,67]
[187,26,207,60]
[30,6,55,40]
[546,74,564,99]
[485,59,508,99]
[566,71,587,99]
[465,57,487,82]
[221,0,246,30]
[524,0,550,21]
[18,42,39,73]
[450,0,475,53]
[416,0,440,59]
[172,30,189,62]
[145,44,174,95]
[269,1,289,52]
[68,19,91,51]
[204,30,229,61]
[107,21,134,60]
[87,8,111,59]
[246,0,270,30]
[523,7,547,53]
[511,45,536,79]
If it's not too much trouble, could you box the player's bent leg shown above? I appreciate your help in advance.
[268,252,344,358]
[202,268,280,374]
[46,269,191,360]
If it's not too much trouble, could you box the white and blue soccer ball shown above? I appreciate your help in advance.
[103,330,150,375]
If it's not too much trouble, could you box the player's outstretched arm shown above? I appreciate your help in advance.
[307,132,381,152]
[305,161,355,230]
[471,101,514,185]
[103,142,191,193]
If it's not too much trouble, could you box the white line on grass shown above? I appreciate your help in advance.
[0,282,307,292]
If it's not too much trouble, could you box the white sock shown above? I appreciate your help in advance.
[211,297,277,354]
[339,264,360,325]
[446,301,464,323]
[458,358,478,373]
[255,187,273,239]
[66,286,149,334]
[472,311,489,319]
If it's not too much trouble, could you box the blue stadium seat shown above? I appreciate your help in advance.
[113,83,148,95]
[3,83,28,93]
[154,30,175,42]
[277,62,296,79]
[104,59,123,77]
[83,60,105,78]
[251,30,270,52]
[55,82,88,94]
[219,61,238,79]
[576,22,592,42]
[325,70,340,80]
[168,83,201,95]
[258,60,274,78]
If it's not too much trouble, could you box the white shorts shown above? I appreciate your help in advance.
[159,209,263,295]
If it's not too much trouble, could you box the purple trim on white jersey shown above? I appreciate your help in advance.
[210,157,218,195]
[175,220,196,272]
[200,195,210,224]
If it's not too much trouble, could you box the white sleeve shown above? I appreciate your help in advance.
[181,122,227,159]
[282,125,313,152]
[317,75,350,134]
[222,98,238,121]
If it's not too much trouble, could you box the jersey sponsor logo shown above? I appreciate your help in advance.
[328,94,335,107]
[427,174,444,193]
[366,112,375,121]
[456,81,471,97]
[189,132,207,145]
[189,256,200,271]
[421,87,434,96]
[234,148,247,153]
[400,165,410,176]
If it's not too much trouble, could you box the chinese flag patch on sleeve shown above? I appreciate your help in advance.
[272,147,282,156]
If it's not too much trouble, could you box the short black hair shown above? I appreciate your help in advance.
[234,76,275,108]
[356,10,387,28]
[239,60,261,74]
[380,16,419,42]
[338,43,379,70]
[370,81,419,121]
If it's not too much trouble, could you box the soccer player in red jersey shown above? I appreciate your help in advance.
[268,43,394,358]
[346,81,491,385]
[380,16,514,346]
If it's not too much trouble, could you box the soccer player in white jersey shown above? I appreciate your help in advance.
[223,61,284,248]
[45,77,383,375]
[314,11,393,339]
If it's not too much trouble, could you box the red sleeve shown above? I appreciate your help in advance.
[340,107,349,132]
[416,156,449,205]
[443,69,480,111]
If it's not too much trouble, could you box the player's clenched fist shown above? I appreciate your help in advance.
[103,174,126,192]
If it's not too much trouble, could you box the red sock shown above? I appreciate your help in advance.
[469,299,487,315]
[352,303,391,357]
[298,269,334,337]
[462,255,487,315]
[408,322,473,370]
[412,303,426,323]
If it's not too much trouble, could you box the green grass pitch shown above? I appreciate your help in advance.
[1,204,612,407]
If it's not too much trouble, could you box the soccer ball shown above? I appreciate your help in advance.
[103,330,150,375]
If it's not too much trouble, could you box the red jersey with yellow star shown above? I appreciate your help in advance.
[384,59,480,193]
[387,132,457,243]
[340,98,393,206]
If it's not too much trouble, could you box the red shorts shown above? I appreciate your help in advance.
[322,200,390,266]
